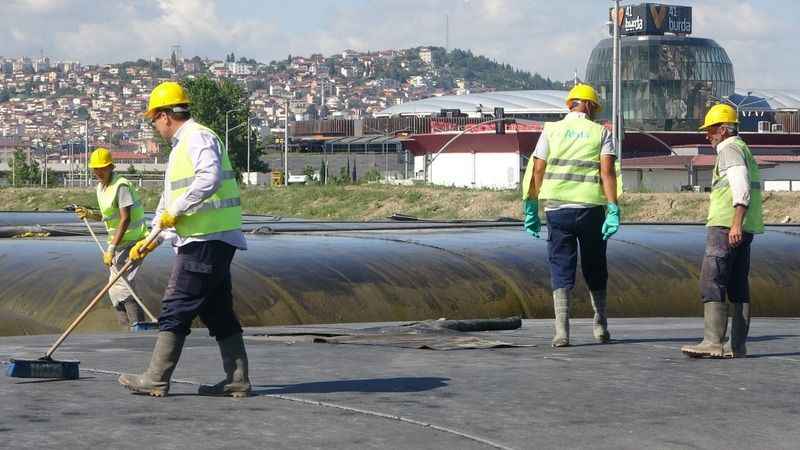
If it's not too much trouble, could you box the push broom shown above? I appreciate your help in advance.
[70,205,159,331]
[6,227,161,380]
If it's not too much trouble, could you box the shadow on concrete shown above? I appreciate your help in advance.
[253,377,450,395]
[611,334,798,345]
[9,376,96,384]
[746,352,800,359]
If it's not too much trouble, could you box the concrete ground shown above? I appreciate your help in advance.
[2,318,799,450]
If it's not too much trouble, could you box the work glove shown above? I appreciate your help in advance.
[75,206,102,222]
[602,203,621,240]
[103,245,116,267]
[158,212,178,229]
[129,238,160,262]
[523,199,541,239]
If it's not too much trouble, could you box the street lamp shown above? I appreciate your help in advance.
[227,115,256,183]
[225,107,247,158]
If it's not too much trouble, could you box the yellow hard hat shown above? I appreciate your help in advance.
[699,103,738,130]
[88,147,113,169]
[566,83,602,113]
[144,81,190,119]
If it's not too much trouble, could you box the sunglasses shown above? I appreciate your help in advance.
[150,112,165,125]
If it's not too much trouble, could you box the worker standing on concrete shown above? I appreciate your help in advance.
[522,84,621,347]
[681,104,763,358]
[75,148,148,329]
[118,81,251,397]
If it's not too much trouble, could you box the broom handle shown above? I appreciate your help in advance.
[82,218,158,323]
[45,227,162,358]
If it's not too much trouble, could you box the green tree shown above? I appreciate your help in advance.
[11,148,40,186]
[181,76,267,175]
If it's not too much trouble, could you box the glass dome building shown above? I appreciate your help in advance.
[585,35,735,131]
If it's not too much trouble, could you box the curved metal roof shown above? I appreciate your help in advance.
[737,89,800,111]
[377,90,569,117]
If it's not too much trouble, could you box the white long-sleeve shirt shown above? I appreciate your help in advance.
[154,119,247,250]
[715,136,751,207]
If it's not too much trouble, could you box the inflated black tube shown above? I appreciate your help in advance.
[0,221,798,336]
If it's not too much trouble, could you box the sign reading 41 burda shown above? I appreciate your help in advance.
[609,3,692,36]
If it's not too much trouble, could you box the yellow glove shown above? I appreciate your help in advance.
[76,206,102,222]
[103,245,116,266]
[130,238,160,261]
[158,212,178,229]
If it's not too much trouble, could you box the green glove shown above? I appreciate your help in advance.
[602,203,620,240]
[523,199,541,239]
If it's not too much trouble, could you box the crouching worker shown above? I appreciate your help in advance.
[75,147,150,329]
[118,81,250,398]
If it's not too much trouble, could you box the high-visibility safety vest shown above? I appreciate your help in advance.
[523,117,622,204]
[166,121,242,237]
[707,137,764,234]
[97,174,148,245]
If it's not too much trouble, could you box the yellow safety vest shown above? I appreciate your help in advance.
[707,137,764,234]
[524,117,622,204]
[166,121,242,237]
[97,174,147,244]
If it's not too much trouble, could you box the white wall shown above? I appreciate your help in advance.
[422,152,520,189]
[622,168,690,192]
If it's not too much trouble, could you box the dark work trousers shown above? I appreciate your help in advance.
[159,240,243,340]
[700,226,754,303]
[545,206,608,292]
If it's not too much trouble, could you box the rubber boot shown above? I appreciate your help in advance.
[114,303,129,327]
[681,301,728,358]
[198,333,252,398]
[123,300,145,327]
[118,331,185,397]
[724,303,750,358]
[590,290,611,343]
[551,288,571,348]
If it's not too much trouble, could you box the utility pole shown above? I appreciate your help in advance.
[612,0,622,158]
[284,97,289,186]
[84,119,89,187]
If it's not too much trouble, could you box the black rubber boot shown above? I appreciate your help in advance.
[681,301,728,358]
[724,303,750,358]
[552,288,571,348]
[198,333,252,398]
[119,331,185,397]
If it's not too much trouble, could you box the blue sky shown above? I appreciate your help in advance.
[2,0,797,89]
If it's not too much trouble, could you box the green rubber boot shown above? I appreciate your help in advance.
[552,288,571,348]
[724,303,750,358]
[198,333,252,398]
[118,331,185,397]
[590,290,611,343]
[681,302,728,358]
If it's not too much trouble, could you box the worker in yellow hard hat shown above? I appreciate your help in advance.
[521,83,622,347]
[682,103,763,359]
[74,147,150,329]
[119,81,250,398]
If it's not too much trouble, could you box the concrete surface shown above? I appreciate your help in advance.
[2,318,799,450]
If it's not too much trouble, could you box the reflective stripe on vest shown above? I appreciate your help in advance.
[535,118,613,205]
[706,137,764,234]
[97,174,148,244]
[166,121,242,237]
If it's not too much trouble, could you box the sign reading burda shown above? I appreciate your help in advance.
[609,3,692,36]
